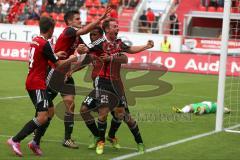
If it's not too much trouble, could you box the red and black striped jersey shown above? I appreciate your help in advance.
[54,27,85,59]
[89,37,130,80]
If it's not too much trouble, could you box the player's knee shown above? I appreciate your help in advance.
[37,112,49,125]
[64,99,75,112]
[123,114,134,124]
[98,112,108,121]
[80,105,88,113]
[48,107,55,118]
[114,107,126,120]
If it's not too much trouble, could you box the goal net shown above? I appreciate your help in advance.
[221,0,240,132]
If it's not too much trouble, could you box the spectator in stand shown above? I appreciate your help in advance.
[218,0,224,7]
[45,1,53,13]
[146,8,155,33]
[65,0,74,6]
[48,0,54,5]
[209,0,218,7]
[138,10,148,33]
[0,4,5,23]
[53,0,63,13]
[79,5,87,25]
[35,0,42,10]
[101,0,108,6]
[122,0,129,8]
[200,0,208,7]
[169,11,179,35]
[129,0,137,8]
[1,0,10,20]
[28,6,40,20]
[41,0,48,13]
[152,13,161,34]
[17,2,29,22]
[58,0,66,4]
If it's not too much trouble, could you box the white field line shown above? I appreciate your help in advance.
[0,134,136,151]
[0,95,28,100]
[110,124,240,160]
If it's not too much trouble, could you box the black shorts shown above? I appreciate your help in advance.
[82,77,128,111]
[28,89,50,112]
[46,68,75,107]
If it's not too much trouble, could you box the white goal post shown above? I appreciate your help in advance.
[216,0,240,133]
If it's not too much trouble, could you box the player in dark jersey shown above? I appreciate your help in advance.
[46,8,112,149]
[72,19,154,154]
[77,26,127,151]
[7,17,80,157]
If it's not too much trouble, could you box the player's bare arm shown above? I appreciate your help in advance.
[76,7,112,36]
[127,40,154,54]
[55,51,67,59]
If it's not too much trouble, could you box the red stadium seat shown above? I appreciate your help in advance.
[50,12,58,19]
[208,6,216,12]
[217,7,224,12]
[26,20,38,26]
[87,15,93,23]
[97,7,105,15]
[57,13,64,21]
[89,7,97,15]
[231,7,239,13]
[86,0,94,8]
[55,21,66,28]
[198,5,207,11]
[94,0,102,8]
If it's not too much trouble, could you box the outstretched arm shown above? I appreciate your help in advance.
[127,40,154,54]
[76,7,112,36]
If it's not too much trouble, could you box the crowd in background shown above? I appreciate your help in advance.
[201,0,240,8]
[0,0,139,25]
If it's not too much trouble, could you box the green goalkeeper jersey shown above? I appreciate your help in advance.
[192,101,217,113]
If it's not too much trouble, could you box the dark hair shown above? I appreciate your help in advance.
[64,10,79,25]
[39,16,55,33]
[102,18,116,33]
[92,26,104,35]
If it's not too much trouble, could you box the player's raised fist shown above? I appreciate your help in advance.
[147,40,154,49]
[77,44,89,54]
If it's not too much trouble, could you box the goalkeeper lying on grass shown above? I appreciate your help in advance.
[173,101,230,115]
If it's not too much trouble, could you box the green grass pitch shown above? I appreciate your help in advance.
[0,60,239,160]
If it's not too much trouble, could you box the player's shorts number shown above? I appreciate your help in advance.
[100,95,109,103]
[83,96,94,106]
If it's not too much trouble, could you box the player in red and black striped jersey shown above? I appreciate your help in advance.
[46,8,112,149]
[7,17,79,157]
[70,19,154,154]
[90,18,153,155]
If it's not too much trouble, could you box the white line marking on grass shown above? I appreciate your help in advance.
[0,134,136,151]
[0,95,28,100]
[111,124,240,160]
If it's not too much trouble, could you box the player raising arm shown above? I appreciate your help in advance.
[7,17,80,157]
[45,7,111,149]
